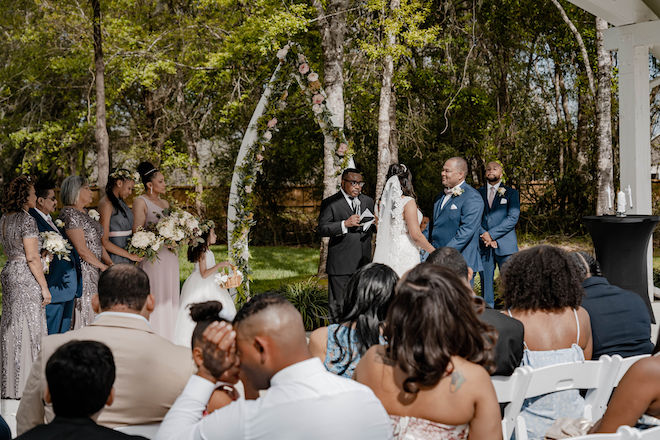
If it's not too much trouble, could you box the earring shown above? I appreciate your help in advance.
[150,187,153,195]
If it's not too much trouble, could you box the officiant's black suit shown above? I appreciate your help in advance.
[318,191,375,319]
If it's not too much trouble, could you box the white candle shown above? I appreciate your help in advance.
[605,186,612,209]
[617,190,626,214]
[627,185,633,208]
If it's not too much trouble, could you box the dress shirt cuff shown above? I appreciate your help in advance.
[187,375,217,401]
[341,220,348,235]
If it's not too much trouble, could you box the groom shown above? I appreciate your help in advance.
[318,168,375,320]
[425,157,484,275]
[29,180,82,334]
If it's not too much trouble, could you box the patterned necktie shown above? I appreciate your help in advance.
[488,187,496,208]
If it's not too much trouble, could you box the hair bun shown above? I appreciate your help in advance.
[137,161,157,178]
[189,301,224,323]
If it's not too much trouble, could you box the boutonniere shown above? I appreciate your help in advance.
[451,187,464,197]
[497,187,506,197]
[55,219,65,228]
[88,209,100,221]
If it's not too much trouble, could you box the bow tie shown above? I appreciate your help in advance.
[444,188,453,195]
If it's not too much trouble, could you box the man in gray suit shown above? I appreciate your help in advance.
[17,264,194,434]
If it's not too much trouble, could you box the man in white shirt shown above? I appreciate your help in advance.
[156,293,392,440]
[17,264,194,433]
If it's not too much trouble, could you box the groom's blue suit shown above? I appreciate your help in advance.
[425,182,484,272]
[28,208,82,334]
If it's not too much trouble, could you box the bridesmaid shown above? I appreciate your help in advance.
[0,176,50,399]
[132,161,180,342]
[99,168,142,265]
[60,176,113,329]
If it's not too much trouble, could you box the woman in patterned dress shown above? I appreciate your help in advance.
[99,168,142,265]
[0,176,50,398]
[60,176,113,329]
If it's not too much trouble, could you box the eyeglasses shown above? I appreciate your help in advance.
[47,196,57,201]
[343,179,365,188]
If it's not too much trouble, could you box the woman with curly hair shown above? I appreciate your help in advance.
[0,176,50,398]
[98,168,142,265]
[309,262,398,378]
[355,263,501,440]
[500,245,593,440]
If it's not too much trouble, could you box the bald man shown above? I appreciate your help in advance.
[156,293,392,440]
[425,157,484,276]
[478,161,520,307]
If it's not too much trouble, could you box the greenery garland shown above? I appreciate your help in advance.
[229,42,352,303]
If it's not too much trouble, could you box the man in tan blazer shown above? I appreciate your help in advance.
[17,264,194,434]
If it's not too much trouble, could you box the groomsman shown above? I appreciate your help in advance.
[425,157,484,275]
[478,161,520,307]
[318,168,375,320]
[29,180,82,334]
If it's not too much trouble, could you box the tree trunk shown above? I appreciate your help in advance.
[91,0,109,189]
[313,0,349,276]
[183,129,205,216]
[375,0,399,203]
[595,17,614,215]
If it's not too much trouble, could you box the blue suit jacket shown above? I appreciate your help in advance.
[426,182,484,271]
[478,185,520,256]
[28,208,83,303]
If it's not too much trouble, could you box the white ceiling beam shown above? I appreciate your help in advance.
[568,0,659,25]
[604,20,660,49]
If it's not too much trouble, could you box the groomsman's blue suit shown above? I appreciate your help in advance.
[478,184,520,307]
[28,208,82,334]
[425,182,484,273]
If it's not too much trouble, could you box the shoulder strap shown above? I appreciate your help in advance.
[573,309,580,344]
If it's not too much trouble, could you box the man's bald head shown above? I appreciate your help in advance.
[442,157,468,188]
[233,293,310,390]
[448,157,468,174]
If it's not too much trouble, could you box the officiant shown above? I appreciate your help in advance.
[318,168,376,320]
[28,179,82,334]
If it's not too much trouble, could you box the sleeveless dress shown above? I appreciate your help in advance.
[373,196,423,277]
[323,324,386,378]
[509,309,586,440]
[173,250,236,347]
[137,196,180,342]
[0,211,47,398]
[108,199,134,265]
[390,415,468,440]
[60,207,103,330]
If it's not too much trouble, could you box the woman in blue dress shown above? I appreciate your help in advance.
[308,263,398,378]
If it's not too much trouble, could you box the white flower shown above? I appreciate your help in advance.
[88,209,100,221]
[215,273,229,285]
[297,53,306,63]
[451,187,464,197]
[55,219,64,228]
[263,131,272,141]
[312,104,323,114]
[276,46,289,60]
[245,185,252,194]
[497,187,506,196]
[40,231,72,261]
[312,94,324,105]
[307,72,319,82]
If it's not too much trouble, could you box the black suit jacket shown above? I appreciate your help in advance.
[15,417,147,440]
[480,308,524,376]
[28,208,83,303]
[318,191,375,275]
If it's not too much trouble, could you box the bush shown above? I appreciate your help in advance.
[654,268,660,288]
[277,277,329,331]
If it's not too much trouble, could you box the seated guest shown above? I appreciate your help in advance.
[308,263,398,378]
[501,245,593,440]
[427,247,524,376]
[188,301,241,413]
[590,333,660,433]
[572,251,653,359]
[17,264,194,434]
[16,340,145,440]
[156,293,392,440]
[355,264,502,440]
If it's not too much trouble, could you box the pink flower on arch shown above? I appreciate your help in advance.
[267,118,278,128]
[312,94,324,105]
[337,143,348,156]
[256,154,264,161]
[298,63,310,74]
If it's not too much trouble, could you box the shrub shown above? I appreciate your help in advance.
[278,277,329,331]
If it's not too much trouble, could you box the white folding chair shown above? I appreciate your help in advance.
[508,358,620,440]
[114,423,160,439]
[637,424,660,439]
[492,366,533,440]
[612,354,651,386]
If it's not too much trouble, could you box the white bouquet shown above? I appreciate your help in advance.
[88,209,100,221]
[155,211,187,248]
[40,231,72,274]
[127,228,162,262]
[215,266,243,289]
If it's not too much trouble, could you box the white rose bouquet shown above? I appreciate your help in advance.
[127,228,162,262]
[40,231,72,274]
[154,209,188,249]
[88,209,100,221]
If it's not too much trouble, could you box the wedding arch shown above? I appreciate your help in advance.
[227,42,353,299]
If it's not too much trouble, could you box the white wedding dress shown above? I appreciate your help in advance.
[173,250,237,347]
[373,176,423,277]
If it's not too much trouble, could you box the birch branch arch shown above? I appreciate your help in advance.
[227,42,353,301]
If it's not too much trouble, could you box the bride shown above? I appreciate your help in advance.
[373,164,435,277]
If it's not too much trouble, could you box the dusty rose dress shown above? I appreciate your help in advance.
[137,196,179,342]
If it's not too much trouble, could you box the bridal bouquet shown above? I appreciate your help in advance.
[127,228,162,262]
[215,266,243,289]
[40,231,72,274]
[155,208,203,248]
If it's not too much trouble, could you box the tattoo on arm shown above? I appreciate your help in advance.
[450,370,465,393]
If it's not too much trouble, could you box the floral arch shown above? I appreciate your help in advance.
[227,42,353,300]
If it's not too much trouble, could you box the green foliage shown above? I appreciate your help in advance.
[276,277,329,331]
